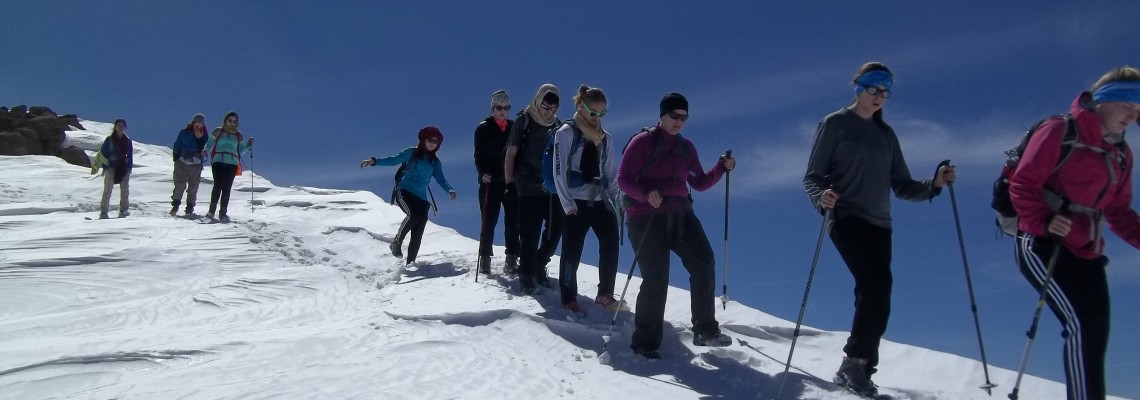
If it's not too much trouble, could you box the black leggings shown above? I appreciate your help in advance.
[829,216,893,372]
[478,180,519,257]
[209,162,239,217]
[558,200,620,305]
[395,189,431,263]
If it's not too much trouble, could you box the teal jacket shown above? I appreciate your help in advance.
[375,147,454,201]
[204,128,251,166]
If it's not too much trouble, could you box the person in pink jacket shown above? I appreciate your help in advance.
[1010,66,1140,399]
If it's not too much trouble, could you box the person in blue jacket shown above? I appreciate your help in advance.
[203,111,254,223]
[170,113,209,217]
[97,118,133,219]
[360,126,458,266]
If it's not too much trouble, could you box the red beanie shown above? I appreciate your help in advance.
[417,126,444,154]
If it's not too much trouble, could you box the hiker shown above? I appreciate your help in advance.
[473,90,520,275]
[204,111,254,223]
[170,113,208,217]
[96,118,133,219]
[1010,66,1140,399]
[504,84,563,294]
[802,62,954,397]
[552,85,621,314]
[618,92,736,359]
[361,126,457,267]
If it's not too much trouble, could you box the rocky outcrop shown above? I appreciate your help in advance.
[0,105,89,167]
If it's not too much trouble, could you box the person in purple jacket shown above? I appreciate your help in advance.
[617,92,736,359]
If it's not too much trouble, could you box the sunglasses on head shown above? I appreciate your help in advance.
[540,103,558,112]
[494,105,511,111]
[582,102,607,118]
[666,111,689,121]
[861,85,891,99]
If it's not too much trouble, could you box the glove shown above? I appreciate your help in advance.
[504,182,518,201]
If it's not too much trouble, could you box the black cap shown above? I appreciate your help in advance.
[660,92,688,116]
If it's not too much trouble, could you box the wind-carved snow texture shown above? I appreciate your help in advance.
[0,122,1111,399]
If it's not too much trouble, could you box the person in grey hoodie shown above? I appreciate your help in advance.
[802,61,955,398]
[551,85,621,314]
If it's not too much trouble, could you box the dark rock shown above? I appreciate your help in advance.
[58,114,84,130]
[0,130,40,155]
[59,145,91,168]
[28,106,56,118]
[10,105,27,115]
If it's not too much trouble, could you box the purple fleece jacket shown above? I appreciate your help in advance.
[617,126,725,217]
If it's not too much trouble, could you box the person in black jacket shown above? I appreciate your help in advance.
[474,90,520,275]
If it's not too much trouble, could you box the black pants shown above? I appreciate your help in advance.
[517,193,563,279]
[830,216,892,372]
[395,189,431,263]
[1016,232,1109,400]
[558,199,620,305]
[208,162,239,217]
[627,210,718,351]
[478,180,519,258]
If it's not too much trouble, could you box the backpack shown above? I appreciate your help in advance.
[991,114,1078,236]
[620,127,692,207]
[390,153,439,214]
[542,120,603,194]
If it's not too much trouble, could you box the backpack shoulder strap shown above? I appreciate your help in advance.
[1053,113,1081,174]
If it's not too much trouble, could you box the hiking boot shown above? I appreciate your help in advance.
[206,212,215,220]
[594,294,628,311]
[631,346,661,359]
[503,255,519,274]
[118,210,130,218]
[564,301,582,314]
[834,357,878,397]
[692,330,732,347]
[389,241,403,258]
[169,205,178,216]
[98,212,110,220]
[519,275,537,295]
[535,267,552,288]
[478,256,491,274]
[185,207,194,215]
[219,215,230,223]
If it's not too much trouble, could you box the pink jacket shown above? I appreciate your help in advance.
[1011,92,1140,259]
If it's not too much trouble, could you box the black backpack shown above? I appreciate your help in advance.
[991,114,1078,236]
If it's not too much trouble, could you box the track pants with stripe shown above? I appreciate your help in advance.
[395,189,431,263]
[1016,232,1109,400]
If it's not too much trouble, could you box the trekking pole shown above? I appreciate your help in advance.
[942,160,998,395]
[721,150,732,310]
[1008,244,1061,400]
[599,213,657,364]
[776,209,833,400]
[250,146,255,213]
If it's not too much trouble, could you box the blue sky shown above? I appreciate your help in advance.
[4,1,1140,397]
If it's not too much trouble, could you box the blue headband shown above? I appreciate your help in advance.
[1092,81,1140,105]
[854,70,894,95]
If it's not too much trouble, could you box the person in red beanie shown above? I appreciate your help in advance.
[361,126,457,267]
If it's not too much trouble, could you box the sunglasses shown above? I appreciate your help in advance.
[666,111,689,121]
[861,85,891,99]
[494,105,511,111]
[582,102,607,118]
[540,103,558,112]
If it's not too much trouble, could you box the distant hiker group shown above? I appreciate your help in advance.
[91,111,255,223]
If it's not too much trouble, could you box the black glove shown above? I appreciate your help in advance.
[504,182,518,201]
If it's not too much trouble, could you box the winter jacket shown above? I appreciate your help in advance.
[473,116,513,182]
[172,127,208,165]
[375,147,455,202]
[617,126,724,217]
[99,135,133,171]
[803,108,939,229]
[553,121,618,214]
[507,112,558,196]
[204,128,250,166]
[1011,92,1140,259]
